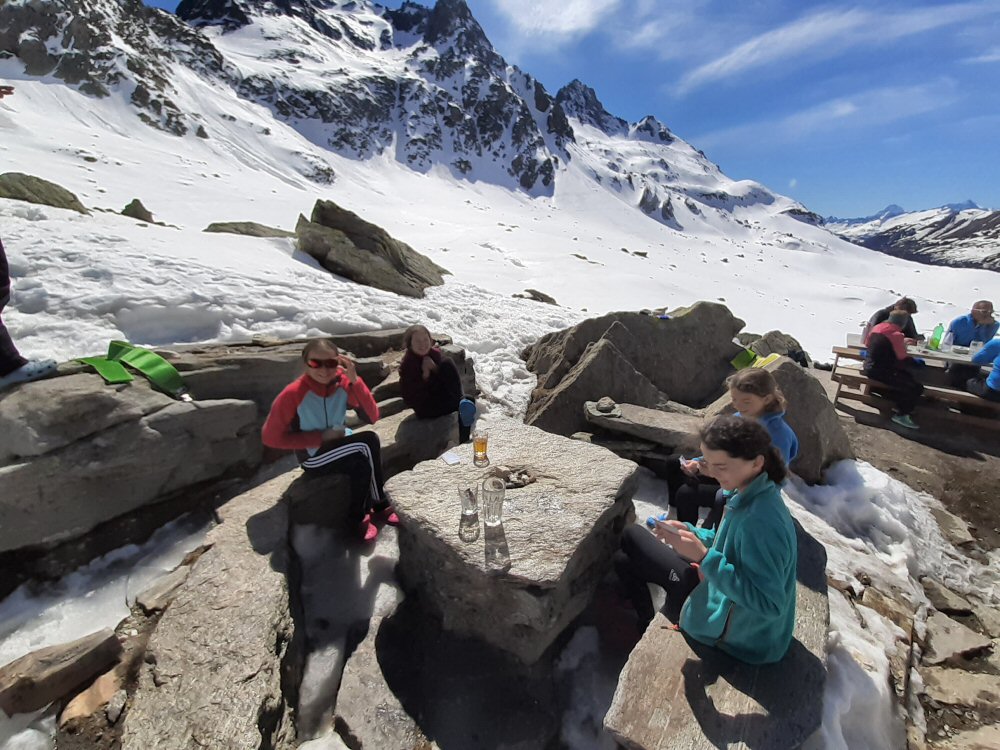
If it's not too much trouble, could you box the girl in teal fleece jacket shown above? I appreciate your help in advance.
[616,415,797,665]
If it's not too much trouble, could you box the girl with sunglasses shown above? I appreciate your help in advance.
[262,339,397,542]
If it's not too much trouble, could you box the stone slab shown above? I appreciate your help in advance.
[0,397,260,553]
[585,401,703,453]
[0,628,122,716]
[923,611,992,666]
[922,579,973,616]
[921,666,1000,711]
[386,417,639,663]
[604,521,829,750]
[121,471,302,750]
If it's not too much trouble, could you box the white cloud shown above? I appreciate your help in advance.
[963,46,1000,64]
[676,2,1000,94]
[694,80,959,151]
[789,178,798,189]
[490,0,622,37]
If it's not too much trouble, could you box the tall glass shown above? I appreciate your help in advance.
[482,477,505,527]
[458,485,479,516]
[472,428,490,467]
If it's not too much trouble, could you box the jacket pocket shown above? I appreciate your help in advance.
[714,603,735,646]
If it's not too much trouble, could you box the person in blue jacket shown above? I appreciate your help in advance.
[615,416,797,664]
[947,301,998,387]
[967,337,1000,403]
[667,368,798,529]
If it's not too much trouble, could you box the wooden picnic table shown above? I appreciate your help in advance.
[906,345,989,368]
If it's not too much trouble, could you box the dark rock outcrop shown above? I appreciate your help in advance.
[296,199,448,297]
[121,198,154,222]
[204,221,295,238]
[523,303,745,436]
[0,172,88,213]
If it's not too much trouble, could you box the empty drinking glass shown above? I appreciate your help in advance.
[459,484,479,516]
[482,476,505,527]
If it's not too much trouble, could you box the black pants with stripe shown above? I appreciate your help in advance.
[301,431,388,525]
[613,524,700,625]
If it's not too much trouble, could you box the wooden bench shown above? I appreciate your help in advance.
[604,522,828,750]
[830,347,1000,431]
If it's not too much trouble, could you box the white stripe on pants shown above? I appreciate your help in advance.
[301,439,380,503]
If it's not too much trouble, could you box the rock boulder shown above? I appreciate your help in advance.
[121,471,303,750]
[386,417,639,663]
[0,392,260,553]
[584,400,703,454]
[523,302,745,436]
[204,222,296,238]
[296,200,448,298]
[526,337,670,436]
[0,172,87,213]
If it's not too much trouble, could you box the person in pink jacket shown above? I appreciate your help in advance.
[262,338,397,541]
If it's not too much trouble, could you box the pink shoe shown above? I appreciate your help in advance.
[358,515,379,542]
[377,507,400,526]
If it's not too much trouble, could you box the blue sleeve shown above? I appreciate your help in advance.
[947,316,961,334]
[973,339,1000,366]
[766,417,799,464]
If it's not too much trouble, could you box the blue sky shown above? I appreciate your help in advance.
[145,0,1000,217]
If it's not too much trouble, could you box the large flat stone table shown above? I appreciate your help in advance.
[386,417,640,664]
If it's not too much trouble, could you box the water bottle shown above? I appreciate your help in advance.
[940,331,954,352]
[929,323,944,350]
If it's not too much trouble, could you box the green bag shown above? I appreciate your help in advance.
[730,348,757,370]
[78,341,190,400]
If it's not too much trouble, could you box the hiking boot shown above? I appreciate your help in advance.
[376,507,400,526]
[358,514,379,542]
[891,414,919,430]
[0,359,57,391]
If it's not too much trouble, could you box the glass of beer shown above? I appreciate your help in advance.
[472,428,489,467]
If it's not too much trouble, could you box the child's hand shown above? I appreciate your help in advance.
[670,527,708,564]
[652,519,686,543]
[321,427,346,442]
[421,356,437,380]
[680,458,701,477]
[338,355,358,383]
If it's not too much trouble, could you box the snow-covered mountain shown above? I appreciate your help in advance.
[1,0,996,367]
[826,202,1000,272]
[2,0,813,218]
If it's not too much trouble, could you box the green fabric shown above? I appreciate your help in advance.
[730,348,757,370]
[78,341,188,398]
[77,356,133,384]
[680,472,798,664]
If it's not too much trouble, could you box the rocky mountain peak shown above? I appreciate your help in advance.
[0,0,225,136]
[631,115,674,144]
[387,0,503,72]
[555,79,629,136]
[175,0,253,29]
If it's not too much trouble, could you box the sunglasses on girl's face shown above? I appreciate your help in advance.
[307,358,340,370]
